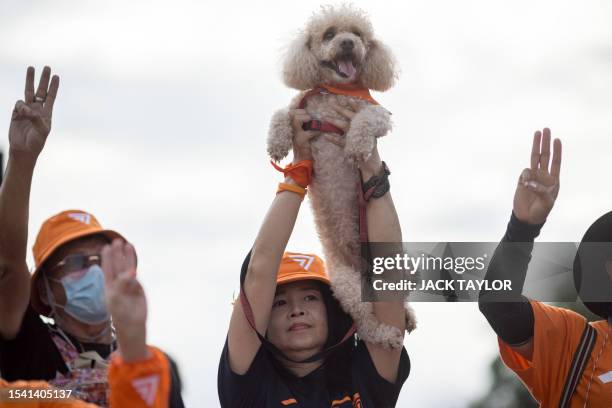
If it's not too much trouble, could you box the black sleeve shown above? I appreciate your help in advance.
[217,250,274,407]
[478,212,543,346]
[0,305,66,381]
[352,340,410,407]
[163,353,185,408]
[217,337,271,408]
[239,250,252,286]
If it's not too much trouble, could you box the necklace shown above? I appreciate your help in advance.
[54,323,117,359]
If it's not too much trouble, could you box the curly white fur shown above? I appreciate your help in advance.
[268,4,416,348]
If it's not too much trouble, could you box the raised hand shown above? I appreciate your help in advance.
[289,108,320,162]
[513,128,562,225]
[323,100,353,148]
[8,66,59,158]
[101,239,149,361]
[326,100,382,178]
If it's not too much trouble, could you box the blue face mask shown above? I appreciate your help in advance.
[46,264,110,325]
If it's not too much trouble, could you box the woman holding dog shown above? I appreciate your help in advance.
[217,102,410,407]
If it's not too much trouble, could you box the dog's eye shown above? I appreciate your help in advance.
[353,31,361,38]
[323,29,336,41]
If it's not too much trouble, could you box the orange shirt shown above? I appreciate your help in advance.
[0,346,170,408]
[499,301,612,407]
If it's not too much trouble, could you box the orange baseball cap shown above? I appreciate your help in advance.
[277,252,330,286]
[30,209,125,316]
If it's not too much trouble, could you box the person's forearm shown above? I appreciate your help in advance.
[0,151,36,337]
[247,177,303,281]
[481,212,542,299]
[360,152,402,244]
[116,326,150,363]
[361,157,406,332]
[0,151,36,268]
[364,192,402,243]
[478,213,543,345]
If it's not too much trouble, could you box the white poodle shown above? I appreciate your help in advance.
[267,4,416,349]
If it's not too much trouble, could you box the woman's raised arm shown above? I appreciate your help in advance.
[227,109,319,374]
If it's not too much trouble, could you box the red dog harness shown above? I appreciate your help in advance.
[298,83,385,246]
[298,83,379,135]
[298,85,388,287]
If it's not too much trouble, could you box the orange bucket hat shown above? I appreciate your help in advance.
[30,209,125,316]
[277,251,330,286]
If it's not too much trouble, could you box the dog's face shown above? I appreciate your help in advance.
[311,22,369,84]
[283,5,397,91]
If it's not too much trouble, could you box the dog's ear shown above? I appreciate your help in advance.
[283,31,320,90]
[360,39,398,91]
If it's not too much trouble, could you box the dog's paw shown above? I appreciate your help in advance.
[268,143,291,162]
[267,109,293,161]
[405,304,417,333]
[345,150,372,165]
[356,319,405,350]
[385,326,406,350]
[363,104,393,138]
[344,133,375,164]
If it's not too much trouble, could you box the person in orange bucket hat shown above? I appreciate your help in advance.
[1,240,172,408]
[29,210,125,320]
[0,66,184,407]
[218,96,410,407]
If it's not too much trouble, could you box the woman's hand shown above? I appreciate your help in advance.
[101,239,150,362]
[8,66,59,160]
[289,109,320,163]
[326,100,382,178]
[513,128,562,225]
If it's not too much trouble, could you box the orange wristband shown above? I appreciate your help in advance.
[277,182,306,198]
[271,160,314,188]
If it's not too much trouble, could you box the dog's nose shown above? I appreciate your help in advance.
[341,39,354,51]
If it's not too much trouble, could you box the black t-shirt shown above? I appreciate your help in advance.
[218,337,410,407]
[0,305,185,408]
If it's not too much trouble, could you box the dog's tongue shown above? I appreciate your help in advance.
[337,60,356,77]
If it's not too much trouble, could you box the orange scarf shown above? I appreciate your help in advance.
[319,83,379,105]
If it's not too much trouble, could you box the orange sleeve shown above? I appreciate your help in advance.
[108,346,170,408]
[498,301,587,406]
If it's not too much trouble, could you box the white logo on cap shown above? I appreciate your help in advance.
[68,213,91,225]
[288,254,314,270]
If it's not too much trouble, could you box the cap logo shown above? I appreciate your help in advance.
[68,212,91,225]
[288,254,314,270]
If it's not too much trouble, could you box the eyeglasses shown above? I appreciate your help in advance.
[49,253,102,275]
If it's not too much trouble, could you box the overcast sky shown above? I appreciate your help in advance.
[1,0,611,406]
